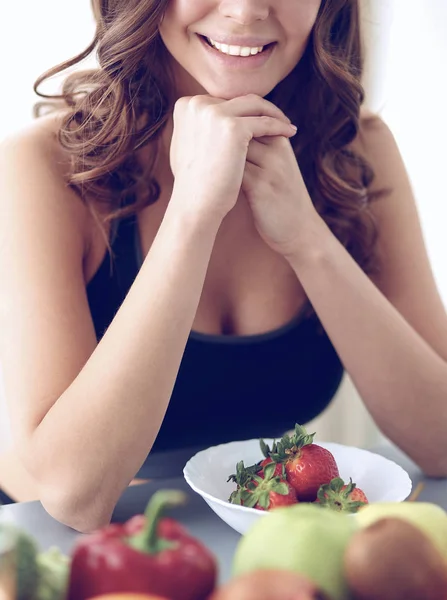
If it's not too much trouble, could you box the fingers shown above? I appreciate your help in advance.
[176,94,293,125]
[174,94,296,142]
[246,138,273,166]
[246,136,290,166]
[241,161,260,197]
[242,116,297,141]
[225,94,292,123]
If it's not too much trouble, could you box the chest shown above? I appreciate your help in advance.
[139,194,307,336]
[85,191,307,337]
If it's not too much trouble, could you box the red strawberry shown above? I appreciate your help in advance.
[228,461,298,511]
[254,478,298,511]
[346,486,368,504]
[316,477,369,513]
[258,457,284,478]
[265,424,339,502]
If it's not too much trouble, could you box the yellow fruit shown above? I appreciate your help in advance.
[355,502,447,557]
[233,504,357,600]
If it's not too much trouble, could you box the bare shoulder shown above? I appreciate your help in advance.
[1,109,71,176]
[353,106,395,160]
[351,106,404,195]
[0,109,91,255]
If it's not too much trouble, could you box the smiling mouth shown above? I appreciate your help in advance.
[200,35,276,57]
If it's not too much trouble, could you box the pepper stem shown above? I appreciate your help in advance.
[127,489,187,554]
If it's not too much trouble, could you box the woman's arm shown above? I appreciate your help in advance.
[0,125,221,532]
[0,98,294,532]
[285,116,447,475]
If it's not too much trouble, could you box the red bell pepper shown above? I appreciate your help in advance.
[67,490,217,600]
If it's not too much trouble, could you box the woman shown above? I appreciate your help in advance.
[1,0,446,531]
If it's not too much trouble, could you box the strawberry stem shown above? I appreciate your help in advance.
[266,424,316,463]
[317,477,367,513]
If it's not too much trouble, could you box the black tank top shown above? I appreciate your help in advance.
[86,215,344,473]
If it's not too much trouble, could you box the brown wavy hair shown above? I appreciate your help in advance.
[33,0,379,274]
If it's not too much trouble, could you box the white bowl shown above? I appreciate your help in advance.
[183,438,413,535]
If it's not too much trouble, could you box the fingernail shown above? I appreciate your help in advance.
[289,124,298,131]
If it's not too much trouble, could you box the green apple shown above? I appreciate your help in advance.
[232,504,358,600]
[355,502,447,557]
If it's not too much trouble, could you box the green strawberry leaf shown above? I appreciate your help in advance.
[260,439,271,458]
[228,489,243,505]
[317,477,366,513]
[257,491,270,510]
[262,461,277,481]
[241,490,258,509]
[271,481,289,495]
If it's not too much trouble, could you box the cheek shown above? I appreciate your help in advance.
[159,0,210,60]
[160,0,210,36]
[281,0,321,39]
[282,0,321,50]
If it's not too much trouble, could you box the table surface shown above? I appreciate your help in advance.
[0,443,445,584]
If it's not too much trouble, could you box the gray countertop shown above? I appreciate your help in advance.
[0,443,445,584]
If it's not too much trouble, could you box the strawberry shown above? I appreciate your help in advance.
[228,461,298,511]
[227,460,261,505]
[258,439,284,478]
[254,479,298,511]
[263,424,340,502]
[258,457,284,478]
[316,477,369,513]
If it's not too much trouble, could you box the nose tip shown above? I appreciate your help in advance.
[219,0,269,24]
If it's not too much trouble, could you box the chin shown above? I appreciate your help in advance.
[202,80,276,100]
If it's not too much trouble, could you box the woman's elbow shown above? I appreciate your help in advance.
[40,483,114,533]
[16,439,114,532]
[420,464,447,479]
[415,453,447,479]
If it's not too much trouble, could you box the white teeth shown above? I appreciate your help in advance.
[207,37,264,57]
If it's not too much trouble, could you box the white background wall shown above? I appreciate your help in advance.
[1,1,447,450]
[309,0,447,447]
[378,1,447,302]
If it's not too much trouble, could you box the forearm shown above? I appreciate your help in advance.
[287,215,447,475]
[27,199,220,530]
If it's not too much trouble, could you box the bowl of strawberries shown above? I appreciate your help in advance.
[183,424,413,535]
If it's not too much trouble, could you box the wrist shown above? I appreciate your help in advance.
[283,213,334,271]
[167,186,225,237]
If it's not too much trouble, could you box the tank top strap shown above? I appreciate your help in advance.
[109,213,141,295]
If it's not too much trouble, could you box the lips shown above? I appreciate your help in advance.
[196,33,277,71]
[203,36,267,55]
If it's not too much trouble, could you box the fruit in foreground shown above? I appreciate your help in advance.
[344,517,447,600]
[87,595,170,599]
[67,490,217,600]
[209,570,330,600]
[355,501,447,557]
[0,522,40,600]
[232,503,357,600]
[35,546,70,600]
